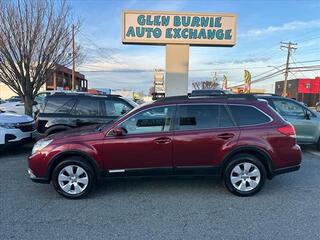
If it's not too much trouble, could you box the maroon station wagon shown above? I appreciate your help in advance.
[28,94,302,199]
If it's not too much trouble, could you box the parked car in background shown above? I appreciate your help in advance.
[28,94,301,199]
[36,93,138,136]
[0,100,40,116]
[0,112,36,150]
[6,96,21,102]
[0,92,52,116]
[316,101,320,112]
[257,95,320,150]
[0,99,7,104]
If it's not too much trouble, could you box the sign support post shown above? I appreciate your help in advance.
[165,44,189,96]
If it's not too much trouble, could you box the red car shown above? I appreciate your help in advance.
[28,94,301,199]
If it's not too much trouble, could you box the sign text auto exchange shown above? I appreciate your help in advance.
[126,15,233,40]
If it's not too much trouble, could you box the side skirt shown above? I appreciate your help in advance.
[102,166,222,179]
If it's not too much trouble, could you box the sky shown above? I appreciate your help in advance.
[68,0,320,93]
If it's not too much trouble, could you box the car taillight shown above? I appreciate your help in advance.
[277,124,296,137]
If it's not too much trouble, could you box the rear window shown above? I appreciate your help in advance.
[44,97,76,114]
[228,105,271,126]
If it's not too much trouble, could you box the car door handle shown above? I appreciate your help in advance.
[217,133,235,140]
[154,137,172,144]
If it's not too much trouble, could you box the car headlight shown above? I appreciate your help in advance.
[0,123,16,129]
[32,139,53,155]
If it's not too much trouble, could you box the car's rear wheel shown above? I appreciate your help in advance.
[52,157,96,199]
[224,154,266,196]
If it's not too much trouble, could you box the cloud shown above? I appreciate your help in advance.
[203,57,271,65]
[239,19,320,37]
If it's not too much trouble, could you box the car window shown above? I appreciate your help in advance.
[272,99,305,118]
[73,98,101,116]
[105,99,132,117]
[178,105,234,130]
[228,105,270,126]
[119,106,174,134]
[44,98,76,114]
[220,106,235,127]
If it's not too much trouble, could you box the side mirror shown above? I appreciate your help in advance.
[112,127,127,137]
[305,112,311,120]
[33,101,38,106]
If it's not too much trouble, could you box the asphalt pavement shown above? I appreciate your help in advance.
[0,144,320,240]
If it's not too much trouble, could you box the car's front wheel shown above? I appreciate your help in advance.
[224,154,266,196]
[52,157,96,199]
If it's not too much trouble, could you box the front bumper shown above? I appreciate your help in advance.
[28,168,50,184]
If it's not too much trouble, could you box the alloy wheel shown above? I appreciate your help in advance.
[230,162,261,192]
[58,165,89,195]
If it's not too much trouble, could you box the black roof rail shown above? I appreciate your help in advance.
[156,94,257,102]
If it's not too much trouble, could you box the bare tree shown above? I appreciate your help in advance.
[0,0,81,115]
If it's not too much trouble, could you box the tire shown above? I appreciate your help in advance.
[316,138,320,151]
[52,157,96,199]
[224,154,266,197]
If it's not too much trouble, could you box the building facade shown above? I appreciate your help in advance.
[46,65,88,92]
[0,65,88,100]
[275,77,320,106]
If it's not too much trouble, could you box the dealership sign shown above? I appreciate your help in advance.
[122,11,237,46]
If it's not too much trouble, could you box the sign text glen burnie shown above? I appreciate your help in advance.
[122,11,237,46]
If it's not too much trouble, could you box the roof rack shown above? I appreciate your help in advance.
[156,94,257,102]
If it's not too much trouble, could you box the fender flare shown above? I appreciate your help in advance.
[221,146,274,179]
[46,150,101,181]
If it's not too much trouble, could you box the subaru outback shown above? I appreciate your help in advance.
[28,94,301,199]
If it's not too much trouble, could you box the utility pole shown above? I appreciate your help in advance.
[72,24,76,91]
[280,41,297,97]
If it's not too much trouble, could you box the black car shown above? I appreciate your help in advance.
[37,93,138,136]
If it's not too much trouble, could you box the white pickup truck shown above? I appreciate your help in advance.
[0,112,36,149]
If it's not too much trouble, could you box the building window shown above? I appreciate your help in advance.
[306,83,311,89]
[288,83,292,88]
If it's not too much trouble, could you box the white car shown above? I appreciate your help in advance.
[0,101,41,116]
[0,112,36,149]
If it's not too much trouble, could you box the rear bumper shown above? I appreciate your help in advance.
[272,164,301,177]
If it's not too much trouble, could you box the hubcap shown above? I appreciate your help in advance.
[230,162,261,192]
[58,165,88,195]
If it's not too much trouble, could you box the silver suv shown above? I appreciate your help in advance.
[258,95,320,151]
